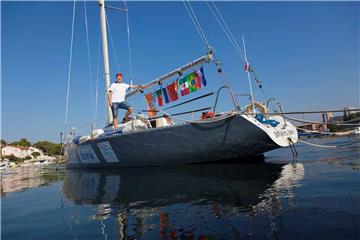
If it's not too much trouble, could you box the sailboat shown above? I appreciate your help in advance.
[65,0,298,168]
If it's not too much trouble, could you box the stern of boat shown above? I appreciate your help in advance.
[241,113,298,147]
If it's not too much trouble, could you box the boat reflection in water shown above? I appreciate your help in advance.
[62,162,304,239]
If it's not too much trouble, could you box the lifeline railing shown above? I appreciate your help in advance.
[141,85,240,119]
[212,85,239,113]
[266,97,287,128]
[141,84,303,122]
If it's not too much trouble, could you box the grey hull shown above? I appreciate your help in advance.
[67,114,280,168]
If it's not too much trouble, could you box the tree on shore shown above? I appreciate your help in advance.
[11,138,31,147]
[7,154,24,164]
[1,139,6,147]
[31,152,41,158]
[33,141,62,156]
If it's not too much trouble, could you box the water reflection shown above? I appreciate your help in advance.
[62,163,304,239]
[1,165,64,196]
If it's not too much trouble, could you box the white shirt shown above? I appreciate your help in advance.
[109,83,130,103]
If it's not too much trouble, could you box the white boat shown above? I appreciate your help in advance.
[0,160,10,170]
[33,159,50,166]
[353,127,360,135]
[65,1,298,168]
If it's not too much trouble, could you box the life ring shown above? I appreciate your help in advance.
[245,102,268,114]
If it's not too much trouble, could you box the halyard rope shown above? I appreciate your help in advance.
[64,0,76,139]
[105,14,120,71]
[84,0,94,125]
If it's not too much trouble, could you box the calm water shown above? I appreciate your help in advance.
[1,136,359,240]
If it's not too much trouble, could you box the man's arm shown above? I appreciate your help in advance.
[108,91,112,107]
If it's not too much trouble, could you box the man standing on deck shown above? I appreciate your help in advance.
[108,73,142,129]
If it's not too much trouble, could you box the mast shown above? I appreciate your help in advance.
[99,0,112,125]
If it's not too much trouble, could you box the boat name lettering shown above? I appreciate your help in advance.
[77,145,99,163]
[274,129,294,138]
[80,152,95,161]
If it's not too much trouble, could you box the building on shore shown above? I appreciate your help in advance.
[322,112,333,129]
[298,123,328,132]
[343,106,357,120]
[1,146,43,159]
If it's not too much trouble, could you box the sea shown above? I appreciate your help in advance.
[1,135,359,240]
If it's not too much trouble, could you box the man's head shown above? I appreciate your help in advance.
[116,73,123,83]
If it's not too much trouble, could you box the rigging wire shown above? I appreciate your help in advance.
[182,0,211,50]
[242,35,256,113]
[183,0,237,107]
[205,0,245,62]
[95,27,102,126]
[249,68,269,100]
[211,1,246,61]
[186,1,211,49]
[123,0,135,107]
[64,0,76,139]
[84,0,95,125]
[206,1,269,100]
[124,1,133,85]
[105,13,121,71]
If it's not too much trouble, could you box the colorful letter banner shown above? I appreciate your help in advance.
[148,66,208,108]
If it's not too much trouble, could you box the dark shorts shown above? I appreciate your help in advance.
[111,101,131,118]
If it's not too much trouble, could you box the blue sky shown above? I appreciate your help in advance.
[2,1,359,143]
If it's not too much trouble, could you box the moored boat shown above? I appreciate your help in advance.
[65,0,298,168]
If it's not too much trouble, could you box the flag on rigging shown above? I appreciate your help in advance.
[197,66,207,87]
[187,72,200,93]
[255,78,262,88]
[152,92,157,105]
[162,87,170,104]
[166,80,179,102]
[155,89,163,106]
[179,66,208,96]
[244,62,251,72]
[145,93,156,117]
[179,76,190,96]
